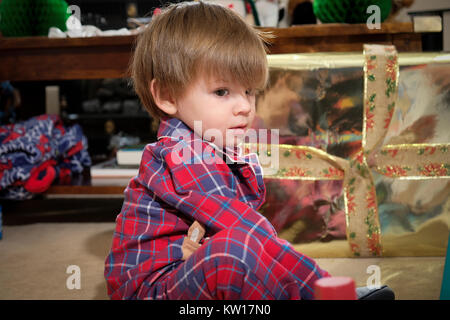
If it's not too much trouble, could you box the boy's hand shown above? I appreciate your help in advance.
[188,220,205,242]
[181,221,205,260]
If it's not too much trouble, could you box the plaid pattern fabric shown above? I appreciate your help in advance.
[104,118,330,299]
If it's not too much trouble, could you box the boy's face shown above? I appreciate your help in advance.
[174,74,256,149]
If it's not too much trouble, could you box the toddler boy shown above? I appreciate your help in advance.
[104,1,331,300]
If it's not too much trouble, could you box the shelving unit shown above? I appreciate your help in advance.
[0,22,420,82]
[0,22,423,195]
[66,112,149,120]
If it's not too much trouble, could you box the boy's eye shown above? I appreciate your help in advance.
[214,89,229,97]
[246,89,256,96]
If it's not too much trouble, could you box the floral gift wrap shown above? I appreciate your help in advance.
[249,46,450,257]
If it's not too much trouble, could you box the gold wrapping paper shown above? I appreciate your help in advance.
[246,45,450,257]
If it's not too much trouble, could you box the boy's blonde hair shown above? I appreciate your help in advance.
[131,1,271,120]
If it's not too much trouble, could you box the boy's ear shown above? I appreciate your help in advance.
[150,79,178,115]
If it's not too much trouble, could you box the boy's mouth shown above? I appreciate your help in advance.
[228,125,247,134]
[229,124,247,130]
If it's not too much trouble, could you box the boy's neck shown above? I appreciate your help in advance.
[158,117,246,164]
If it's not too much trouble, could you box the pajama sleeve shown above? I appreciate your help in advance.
[142,144,278,240]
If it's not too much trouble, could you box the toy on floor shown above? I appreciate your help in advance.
[315,276,395,300]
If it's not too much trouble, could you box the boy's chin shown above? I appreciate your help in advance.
[224,138,244,149]
[207,139,240,150]
[206,135,244,149]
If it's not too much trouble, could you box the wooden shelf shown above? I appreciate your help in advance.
[45,171,130,195]
[260,22,421,54]
[0,34,135,81]
[46,184,127,195]
[0,22,421,82]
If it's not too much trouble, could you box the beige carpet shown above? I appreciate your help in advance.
[0,222,446,300]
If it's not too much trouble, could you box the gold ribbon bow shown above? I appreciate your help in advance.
[246,44,450,257]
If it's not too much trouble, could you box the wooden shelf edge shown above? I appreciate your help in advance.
[258,22,415,38]
[0,22,414,50]
[0,34,138,50]
[0,22,421,82]
[46,185,126,195]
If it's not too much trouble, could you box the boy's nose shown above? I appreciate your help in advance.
[233,95,252,116]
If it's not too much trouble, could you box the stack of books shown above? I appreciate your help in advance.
[90,158,139,178]
[116,144,145,165]
[89,144,146,185]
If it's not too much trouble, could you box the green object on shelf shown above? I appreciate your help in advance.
[440,233,450,300]
[313,0,392,24]
[0,0,70,37]
[244,0,260,27]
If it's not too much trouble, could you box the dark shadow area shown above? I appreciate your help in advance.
[1,197,123,225]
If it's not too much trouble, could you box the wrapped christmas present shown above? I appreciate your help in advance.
[249,46,450,257]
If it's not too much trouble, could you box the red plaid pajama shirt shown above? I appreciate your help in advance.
[104,118,330,299]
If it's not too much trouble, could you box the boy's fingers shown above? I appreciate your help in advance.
[187,220,205,243]
[181,237,202,260]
